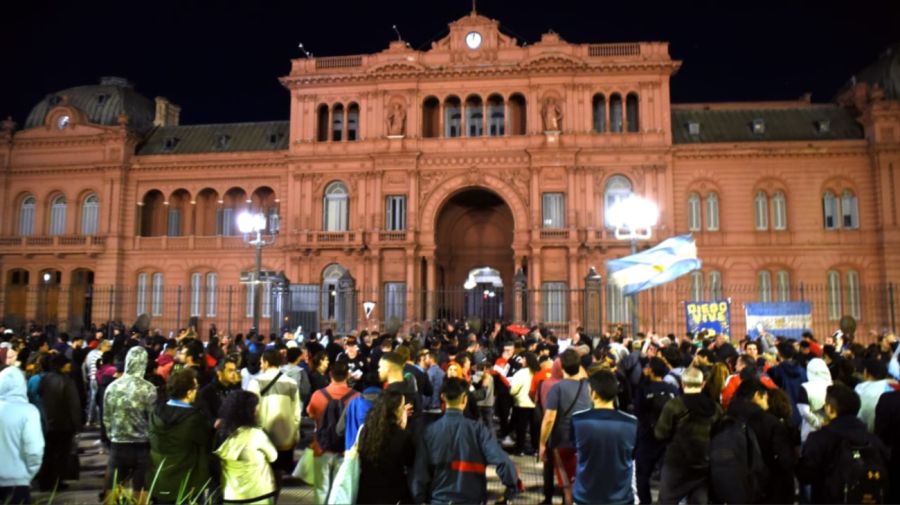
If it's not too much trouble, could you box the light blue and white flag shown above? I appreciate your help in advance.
[606,234,702,295]
[745,302,812,340]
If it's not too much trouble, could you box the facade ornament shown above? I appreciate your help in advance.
[385,102,407,137]
[541,97,563,131]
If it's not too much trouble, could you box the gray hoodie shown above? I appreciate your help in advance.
[0,367,44,486]
[103,346,158,443]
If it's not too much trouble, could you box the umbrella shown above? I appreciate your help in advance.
[506,324,530,336]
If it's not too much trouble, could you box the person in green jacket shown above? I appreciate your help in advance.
[149,368,211,503]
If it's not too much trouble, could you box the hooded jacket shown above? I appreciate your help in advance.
[213,426,277,502]
[799,358,832,441]
[103,346,158,443]
[0,367,45,487]
[149,402,211,502]
[40,369,81,433]
[654,392,724,472]
[768,358,808,426]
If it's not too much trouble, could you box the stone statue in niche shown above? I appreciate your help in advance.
[541,97,563,132]
[385,102,407,136]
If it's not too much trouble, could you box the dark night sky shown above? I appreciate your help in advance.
[1,0,897,126]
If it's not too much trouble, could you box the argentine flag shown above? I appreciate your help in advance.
[606,234,702,295]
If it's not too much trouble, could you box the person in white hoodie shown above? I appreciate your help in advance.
[0,366,45,504]
[855,358,893,432]
[796,358,832,442]
[215,390,278,504]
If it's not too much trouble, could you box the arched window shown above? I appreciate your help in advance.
[609,94,623,133]
[422,96,440,138]
[776,270,790,302]
[592,94,606,133]
[331,104,344,141]
[709,271,723,300]
[347,103,359,141]
[465,95,483,137]
[190,272,202,317]
[444,96,461,138]
[206,273,218,317]
[322,264,346,320]
[823,191,838,229]
[323,182,349,231]
[690,271,704,301]
[772,192,787,230]
[826,271,842,321]
[626,93,639,132]
[18,196,36,236]
[508,94,527,135]
[758,270,772,303]
[687,192,701,231]
[316,104,329,142]
[487,95,504,136]
[754,191,769,230]
[706,192,720,231]
[841,190,859,229]
[846,270,861,319]
[151,272,164,317]
[49,195,67,236]
[81,193,100,235]
[136,272,148,316]
[604,175,633,227]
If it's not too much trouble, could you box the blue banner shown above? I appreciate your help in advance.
[745,302,812,340]
[685,300,731,338]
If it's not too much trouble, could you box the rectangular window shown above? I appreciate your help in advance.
[842,192,859,229]
[688,195,701,232]
[606,282,630,324]
[776,270,790,302]
[206,273,218,317]
[847,270,861,320]
[262,281,272,318]
[81,203,99,235]
[827,271,841,321]
[190,273,201,317]
[758,271,772,303]
[49,204,66,236]
[151,273,164,317]
[385,195,407,231]
[706,194,719,231]
[167,209,181,236]
[709,271,723,300]
[384,282,406,322]
[19,204,35,236]
[325,198,348,231]
[690,271,703,301]
[542,193,565,228]
[773,194,787,230]
[136,273,148,316]
[823,194,838,230]
[755,193,768,231]
[542,282,567,323]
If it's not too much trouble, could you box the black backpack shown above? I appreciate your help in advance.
[709,416,768,504]
[834,437,887,504]
[316,389,356,452]
[644,389,675,429]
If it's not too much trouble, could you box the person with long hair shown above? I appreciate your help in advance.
[703,362,729,405]
[357,390,415,504]
[214,390,278,505]
[509,352,540,455]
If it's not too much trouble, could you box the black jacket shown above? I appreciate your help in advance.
[798,414,889,504]
[195,376,240,423]
[728,398,797,504]
[39,371,81,433]
[654,392,723,472]
[875,390,900,504]
[149,403,211,502]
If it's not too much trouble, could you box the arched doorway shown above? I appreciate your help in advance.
[434,188,514,323]
[69,268,94,331]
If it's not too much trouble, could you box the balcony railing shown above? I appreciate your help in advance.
[133,235,248,251]
[0,235,106,253]
[378,231,408,242]
[540,229,570,241]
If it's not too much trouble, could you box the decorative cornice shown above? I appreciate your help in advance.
[673,144,871,160]
[419,154,529,167]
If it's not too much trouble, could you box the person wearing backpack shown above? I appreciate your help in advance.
[798,383,889,504]
[634,357,679,504]
[247,349,301,477]
[307,360,358,504]
[654,367,723,504]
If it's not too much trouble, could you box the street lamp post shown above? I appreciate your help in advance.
[608,195,659,336]
[238,211,279,336]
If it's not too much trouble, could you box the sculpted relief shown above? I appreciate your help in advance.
[385,102,407,136]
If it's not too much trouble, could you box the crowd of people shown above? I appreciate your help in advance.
[0,317,899,504]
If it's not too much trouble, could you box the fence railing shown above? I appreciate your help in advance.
[1,281,896,342]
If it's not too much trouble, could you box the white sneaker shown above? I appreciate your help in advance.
[500,435,515,447]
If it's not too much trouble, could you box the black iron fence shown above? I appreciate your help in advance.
[1,281,896,342]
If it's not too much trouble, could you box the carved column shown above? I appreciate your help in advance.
[423,248,436,320]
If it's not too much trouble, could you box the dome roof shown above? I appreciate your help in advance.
[24,76,155,133]
[842,44,900,100]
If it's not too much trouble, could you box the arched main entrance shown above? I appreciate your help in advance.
[434,188,514,323]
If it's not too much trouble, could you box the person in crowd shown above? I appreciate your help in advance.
[307,360,358,504]
[336,337,366,390]
[36,354,81,491]
[214,390,278,505]
[634,357,679,504]
[339,372,381,450]
[241,352,262,391]
[282,346,312,407]
[571,369,637,504]
[357,390,415,504]
[768,341,808,426]
[509,351,540,455]
[797,357,832,443]
[855,358,892,432]
[149,368,211,504]
[703,362,730,404]
[84,338,109,425]
[720,354,776,409]
[308,351,330,393]
[654,367,723,504]
[729,378,796,504]
[195,354,242,426]
[538,349,591,505]
[102,346,157,502]
[177,338,213,388]
[412,378,518,504]
[379,351,422,421]
[0,366,44,504]
[798,383,889,504]
[419,348,445,426]
[475,362,497,432]
[875,374,900,504]
[247,349,301,476]
[154,341,177,383]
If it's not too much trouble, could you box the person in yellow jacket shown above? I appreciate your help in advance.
[215,390,278,505]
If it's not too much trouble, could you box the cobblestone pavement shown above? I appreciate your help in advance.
[32,427,563,504]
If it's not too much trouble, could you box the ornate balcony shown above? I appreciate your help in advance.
[0,235,106,256]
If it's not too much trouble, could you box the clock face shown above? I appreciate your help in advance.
[465,31,482,49]
[56,115,70,130]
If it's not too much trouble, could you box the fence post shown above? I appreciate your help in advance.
[799,281,805,302]
[227,286,233,336]
[890,282,896,335]
[513,268,527,323]
[107,285,115,340]
[583,267,602,338]
[176,285,183,329]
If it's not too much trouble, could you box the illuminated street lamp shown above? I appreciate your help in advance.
[238,210,278,336]
[608,195,659,335]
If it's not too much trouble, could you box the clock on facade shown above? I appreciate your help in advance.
[465,31,482,49]
[56,115,70,130]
